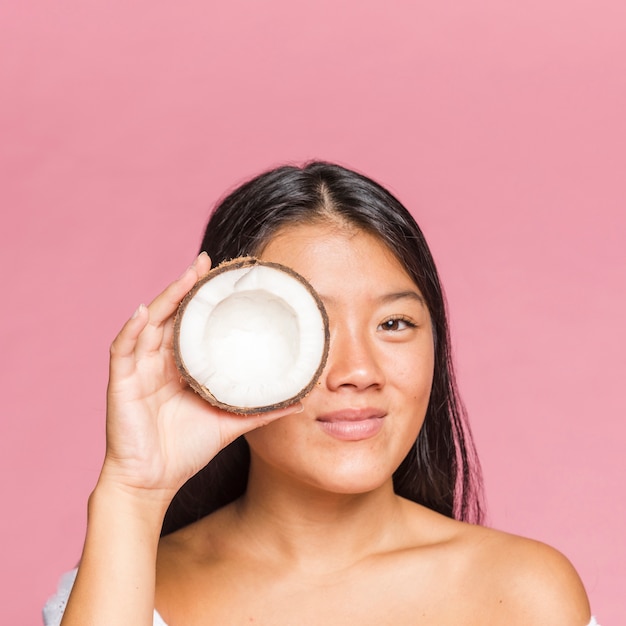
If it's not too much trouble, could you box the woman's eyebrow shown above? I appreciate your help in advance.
[377,290,426,307]
[320,291,426,307]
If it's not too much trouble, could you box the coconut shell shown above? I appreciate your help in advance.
[173,257,330,414]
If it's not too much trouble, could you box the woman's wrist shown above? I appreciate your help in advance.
[90,474,173,532]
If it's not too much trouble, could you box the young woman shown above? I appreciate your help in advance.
[45,162,597,625]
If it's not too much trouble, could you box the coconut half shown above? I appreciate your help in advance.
[173,257,330,414]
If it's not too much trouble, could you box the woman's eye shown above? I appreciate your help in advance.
[378,317,416,332]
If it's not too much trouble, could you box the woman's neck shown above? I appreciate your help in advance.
[230,461,409,574]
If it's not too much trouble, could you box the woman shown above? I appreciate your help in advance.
[45,162,596,625]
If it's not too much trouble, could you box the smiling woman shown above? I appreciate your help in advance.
[44,162,597,625]
[242,223,435,498]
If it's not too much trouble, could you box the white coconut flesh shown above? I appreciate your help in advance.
[174,259,329,413]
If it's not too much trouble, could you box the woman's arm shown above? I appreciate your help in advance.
[60,253,300,625]
[63,482,167,625]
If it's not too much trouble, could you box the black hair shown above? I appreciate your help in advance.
[162,161,484,534]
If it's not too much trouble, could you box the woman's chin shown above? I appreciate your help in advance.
[295,466,396,498]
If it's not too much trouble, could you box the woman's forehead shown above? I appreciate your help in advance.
[259,222,422,299]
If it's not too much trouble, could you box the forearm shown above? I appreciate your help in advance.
[60,481,168,626]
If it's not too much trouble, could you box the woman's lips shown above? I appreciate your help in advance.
[316,409,386,441]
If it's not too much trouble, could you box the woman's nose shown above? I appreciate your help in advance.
[323,323,385,392]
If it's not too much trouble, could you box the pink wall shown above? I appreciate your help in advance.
[1,1,624,623]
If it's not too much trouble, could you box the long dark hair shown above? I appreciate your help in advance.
[162,161,484,534]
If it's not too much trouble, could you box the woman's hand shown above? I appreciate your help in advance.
[99,252,301,507]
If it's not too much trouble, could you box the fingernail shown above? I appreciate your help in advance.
[192,251,209,268]
[131,303,145,319]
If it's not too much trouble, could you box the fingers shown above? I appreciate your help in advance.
[134,253,211,356]
[109,253,211,370]
[147,252,211,329]
[108,303,150,379]
[194,250,212,276]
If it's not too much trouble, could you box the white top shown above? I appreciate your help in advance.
[42,569,600,626]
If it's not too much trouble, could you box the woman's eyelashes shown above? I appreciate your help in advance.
[377,316,417,333]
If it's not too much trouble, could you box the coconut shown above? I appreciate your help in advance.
[173,257,330,414]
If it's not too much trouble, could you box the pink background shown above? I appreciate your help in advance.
[1,1,624,623]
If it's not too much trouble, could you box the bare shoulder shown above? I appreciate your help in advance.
[458,522,591,625]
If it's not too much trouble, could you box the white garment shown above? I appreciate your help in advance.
[42,569,600,626]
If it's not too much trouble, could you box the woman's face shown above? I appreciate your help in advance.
[245,222,435,495]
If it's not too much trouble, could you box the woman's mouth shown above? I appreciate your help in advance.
[316,409,386,441]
